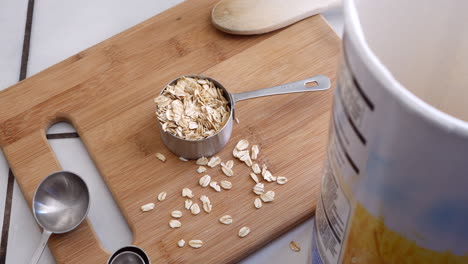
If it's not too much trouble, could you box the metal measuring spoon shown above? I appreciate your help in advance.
[107,246,151,264]
[158,74,330,159]
[30,171,90,264]
[111,252,144,264]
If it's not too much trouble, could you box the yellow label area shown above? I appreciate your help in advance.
[342,203,468,264]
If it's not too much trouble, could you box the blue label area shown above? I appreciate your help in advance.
[311,223,324,264]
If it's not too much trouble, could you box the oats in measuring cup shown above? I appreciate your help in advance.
[154,77,230,140]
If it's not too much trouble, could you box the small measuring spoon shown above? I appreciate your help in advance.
[30,171,90,264]
[158,74,330,159]
[107,246,151,264]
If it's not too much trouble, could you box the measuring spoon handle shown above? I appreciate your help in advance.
[231,75,330,103]
[30,230,52,264]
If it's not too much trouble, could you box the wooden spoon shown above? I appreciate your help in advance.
[211,0,341,35]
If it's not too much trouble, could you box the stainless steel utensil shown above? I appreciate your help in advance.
[158,74,330,159]
[107,246,151,264]
[30,171,90,264]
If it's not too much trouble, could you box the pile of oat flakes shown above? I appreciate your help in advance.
[154,77,230,140]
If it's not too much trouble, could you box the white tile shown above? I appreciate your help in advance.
[47,122,76,134]
[0,151,9,239]
[48,137,132,252]
[28,0,184,76]
[0,0,51,262]
[0,152,54,264]
[7,181,55,264]
[322,6,344,37]
[241,218,315,264]
[0,0,28,89]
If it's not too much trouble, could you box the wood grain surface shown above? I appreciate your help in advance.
[0,0,340,263]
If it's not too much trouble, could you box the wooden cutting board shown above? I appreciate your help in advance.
[0,0,339,263]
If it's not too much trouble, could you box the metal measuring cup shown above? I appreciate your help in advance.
[158,74,330,159]
[107,246,150,264]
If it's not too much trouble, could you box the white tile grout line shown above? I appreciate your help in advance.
[0,3,83,259]
[46,133,80,139]
[0,0,35,262]
[0,170,14,263]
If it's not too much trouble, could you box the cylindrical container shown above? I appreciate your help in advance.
[313,0,468,263]
[158,75,233,160]
[157,74,330,159]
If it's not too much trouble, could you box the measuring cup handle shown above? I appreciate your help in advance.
[231,75,330,103]
[30,230,52,264]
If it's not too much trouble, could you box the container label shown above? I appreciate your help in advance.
[315,159,350,264]
[315,41,468,263]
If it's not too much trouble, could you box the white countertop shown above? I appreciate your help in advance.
[0,1,343,263]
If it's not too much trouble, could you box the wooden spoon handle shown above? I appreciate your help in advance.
[211,0,341,35]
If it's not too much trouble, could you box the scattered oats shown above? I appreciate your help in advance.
[196,157,209,165]
[177,239,185,248]
[155,152,166,162]
[260,190,275,202]
[184,199,193,210]
[169,219,182,228]
[276,176,288,185]
[200,195,210,203]
[250,173,260,183]
[190,203,201,215]
[240,153,252,167]
[197,166,207,174]
[219,215,233,225]
[220,180,232,190]
[254,198,263,209]
[155,77,230,140]
[199,174,211,187]
[221,166,234,177]
[140,203,155,212]
[221,160,234,169]
[171,210,183,218]
[262,170,274,182]
[251,145,259,160]
[236,139,249,150]
[208,156,221,167]
[157,192,167,201]
[253,183,265,195]
[233,148,241,158]
[251,163,261,174]
[209,181,221,192]
[262,164,268,174]
[188,240,203,248]
[235,117,240,124]
[179,157,189,162]
[200,195,212,213]
[182,188,194,198]
[237,150,249,158]
[202,202,212,213]
[238,227,250,238]
[289,241,301,252]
